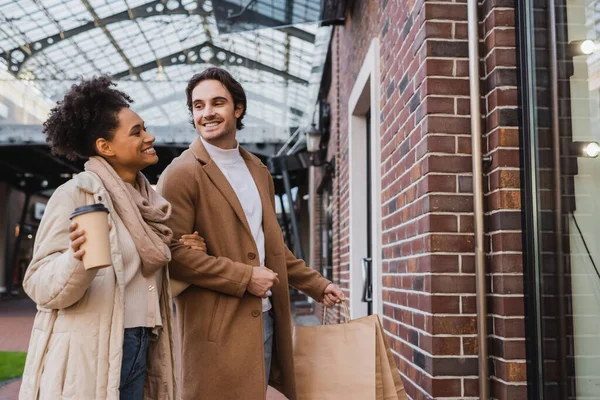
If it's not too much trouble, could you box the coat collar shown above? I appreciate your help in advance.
[188,137,270,240]
[73,170,104,194]
[189,136,264,167]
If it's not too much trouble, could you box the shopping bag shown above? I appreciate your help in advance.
[293,302,407,400]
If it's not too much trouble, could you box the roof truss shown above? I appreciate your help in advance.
[111,41,308,85]
[0,0,315,74]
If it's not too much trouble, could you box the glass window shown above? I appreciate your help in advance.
[520,0,600,398]
[319,177,333,281]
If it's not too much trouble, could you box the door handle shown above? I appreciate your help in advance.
[361,257,372,302]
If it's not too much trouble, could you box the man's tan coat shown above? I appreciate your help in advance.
[157,138,330,400]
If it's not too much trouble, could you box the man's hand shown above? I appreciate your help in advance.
[322,283,345,307]
[247,266,279,298]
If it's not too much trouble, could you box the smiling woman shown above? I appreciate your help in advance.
[18,76,185,400]
[93,107,159,185]
[44,76,159,184]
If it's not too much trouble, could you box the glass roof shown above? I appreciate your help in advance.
[0,0,330,142]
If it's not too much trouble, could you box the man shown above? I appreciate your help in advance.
[157,67,344,400]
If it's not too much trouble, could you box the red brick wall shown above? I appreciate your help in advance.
[313,0,527,398]
[321,0,381,324]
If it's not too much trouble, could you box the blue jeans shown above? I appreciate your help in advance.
[263,310,275,384]
[120,327,150,400]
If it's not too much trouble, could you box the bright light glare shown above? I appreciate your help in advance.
[584,142,600,157]
[581,40,596,55]
[156,65,166,81]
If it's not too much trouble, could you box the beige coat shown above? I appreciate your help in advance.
[19,171,176,400]
[157,138,331,400]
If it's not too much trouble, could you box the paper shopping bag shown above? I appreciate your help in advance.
[374,314,407,400]
[293,302,406,400]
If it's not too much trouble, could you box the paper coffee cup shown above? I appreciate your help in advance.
[70,204,112,270]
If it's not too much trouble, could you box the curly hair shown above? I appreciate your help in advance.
[43,76,133,161]
[185,67,246,130]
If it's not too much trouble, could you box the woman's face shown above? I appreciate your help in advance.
[103,108,158,173]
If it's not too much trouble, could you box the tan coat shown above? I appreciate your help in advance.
[19,171,176,400]
[157,138,330,400]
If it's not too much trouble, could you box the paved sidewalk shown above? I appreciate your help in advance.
[0,297,297,399]
[0,297,35,400]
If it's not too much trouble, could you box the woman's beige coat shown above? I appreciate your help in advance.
[19,171,176,400]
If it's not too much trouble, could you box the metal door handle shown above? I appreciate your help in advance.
[361,257,372,302]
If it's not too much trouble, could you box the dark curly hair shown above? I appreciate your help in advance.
[43,76,133,161]
[185,67,246,130]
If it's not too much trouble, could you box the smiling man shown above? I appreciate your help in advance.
[157,67,344,400]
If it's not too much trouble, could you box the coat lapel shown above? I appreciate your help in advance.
[240,147,278,238]
[190,138,253,238]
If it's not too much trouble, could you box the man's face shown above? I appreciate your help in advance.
[191,79,243,145]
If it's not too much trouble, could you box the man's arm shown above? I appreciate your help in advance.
[284,246,331,301]
[157,161,253,298]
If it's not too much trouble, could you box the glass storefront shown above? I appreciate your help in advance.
[520,0,600,398]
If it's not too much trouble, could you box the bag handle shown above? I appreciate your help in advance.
[322,300,350,324]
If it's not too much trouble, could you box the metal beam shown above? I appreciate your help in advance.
[0,0,209,72]
[279,157,303,259]
[7,192,31,295]
[0,0,315,74]
[30,147,81,174]
[79,0,173,123]
[111,42,308,84]
[216,2,315,43]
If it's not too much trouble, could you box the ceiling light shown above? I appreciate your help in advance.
[156,65,166,81]
[581,40,596,55]
[584,142,600,157]
[569,40,597,56]
[571,141,600,158]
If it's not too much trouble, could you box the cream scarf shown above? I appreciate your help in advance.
[85,156,172,276]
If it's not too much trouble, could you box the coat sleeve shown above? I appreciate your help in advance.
[266,172,331,302]
[157,161,253,298]
[23,187,98,309]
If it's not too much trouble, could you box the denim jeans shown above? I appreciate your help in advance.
[120,327,150,400]
[263,309,275,384]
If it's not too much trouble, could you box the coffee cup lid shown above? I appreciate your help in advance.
[70,204,109,219]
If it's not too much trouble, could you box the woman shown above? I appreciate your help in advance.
[19,76,204,400]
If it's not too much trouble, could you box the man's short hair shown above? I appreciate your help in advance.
[185,67,247,130]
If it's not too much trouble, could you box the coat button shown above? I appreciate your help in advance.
[247,252,256,260]
[252,310,261,317]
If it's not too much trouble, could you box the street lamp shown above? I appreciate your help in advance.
[305,124,321,153]
[304,124,334,172]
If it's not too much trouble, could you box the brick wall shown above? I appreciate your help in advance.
[378,1,480,397]
[321,0,381,324]
[312,0,528,398]
[480,1,528,399]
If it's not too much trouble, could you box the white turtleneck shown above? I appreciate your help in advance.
[201,137,271,312]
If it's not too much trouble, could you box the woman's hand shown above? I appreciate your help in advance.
[69,221,86,260]
[179,231,207,251]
